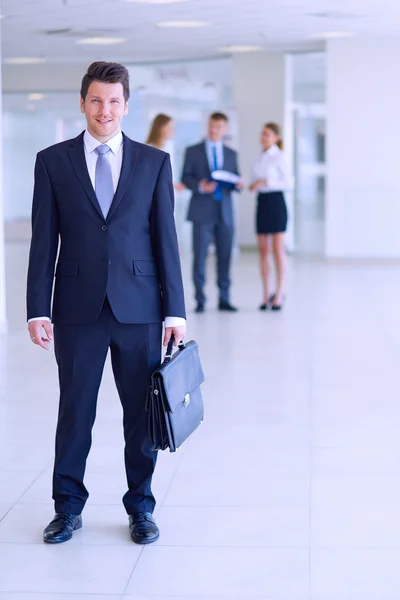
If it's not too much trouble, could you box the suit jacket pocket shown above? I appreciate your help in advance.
[133,260,158,277]
[55,258,79,277]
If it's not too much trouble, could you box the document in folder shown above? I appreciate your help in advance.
[211,170,244,189]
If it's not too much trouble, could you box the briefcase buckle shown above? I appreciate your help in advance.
[183,393,190,408]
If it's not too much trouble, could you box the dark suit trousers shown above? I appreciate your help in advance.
[193,216,233,306]
[52,299,162,516]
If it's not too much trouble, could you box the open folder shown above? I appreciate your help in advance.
[211,170,244,189]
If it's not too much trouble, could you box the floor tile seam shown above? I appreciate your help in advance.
[0,467,49,523]
[121,544,146,596]
[2,541,399,549]
[153,444,192,509]
[0,593,124,598]
[119,450,188,595]
[306,283,314,600]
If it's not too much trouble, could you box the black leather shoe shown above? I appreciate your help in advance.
[43,513,82,544]
[218,301,238,312]
[129,512,160,545]
[195,304,205,313]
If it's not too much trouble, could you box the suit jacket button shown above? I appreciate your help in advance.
[102,225,108,231]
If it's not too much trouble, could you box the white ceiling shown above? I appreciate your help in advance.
[1,0,400,64]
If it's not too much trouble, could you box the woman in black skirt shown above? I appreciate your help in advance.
[250,122,292,311]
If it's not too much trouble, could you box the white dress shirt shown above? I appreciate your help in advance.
[197,139,224,194]
[251,144,292,193]
[205,138,224,171]
[29,129,185,329]
[84,129,123,193]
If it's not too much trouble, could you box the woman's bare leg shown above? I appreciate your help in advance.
[257,234,272,304]
[272,233,286,306]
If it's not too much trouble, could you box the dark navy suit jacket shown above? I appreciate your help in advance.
[181,141,240,227]
[27,131,186,325]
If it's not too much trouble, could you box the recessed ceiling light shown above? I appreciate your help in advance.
[28,93,45,101]
[4,57,47,65]
[219,45,264,53]
[311,31,357,39]
[310,11,363,20]
[76,37,128,45]
[156,20,210,28]
[126,0,188,3]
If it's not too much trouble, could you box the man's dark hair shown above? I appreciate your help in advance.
[80,61,130,102]
[210,111,228,122]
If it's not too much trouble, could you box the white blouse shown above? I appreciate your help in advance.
[148,139,176,182]
[251,144,292,193]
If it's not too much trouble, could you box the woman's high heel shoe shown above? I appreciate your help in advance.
[270,293,285,311]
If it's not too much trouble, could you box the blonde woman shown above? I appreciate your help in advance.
[146,114,185,192]
[250,122,292,311]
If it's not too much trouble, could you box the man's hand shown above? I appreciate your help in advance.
[200,179,217,194]
[235,180,245,190]
[28,320,53,350]
[163,325,186,347]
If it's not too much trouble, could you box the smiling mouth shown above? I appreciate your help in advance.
[97,119,112,124]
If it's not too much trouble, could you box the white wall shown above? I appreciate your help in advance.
[232,52,286,248]
[0,38,6,332]
[326,38,400,258]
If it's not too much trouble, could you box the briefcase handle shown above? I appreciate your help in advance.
[164,335,185,365]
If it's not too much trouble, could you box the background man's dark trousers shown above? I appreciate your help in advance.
[192,213,233,307]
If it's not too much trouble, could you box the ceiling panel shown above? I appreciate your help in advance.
[1,0,399,64]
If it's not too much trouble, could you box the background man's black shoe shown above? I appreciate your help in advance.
[43,513,82,544]
[129,513,160,545]
[195,304,205,313]
[218,301,238,312]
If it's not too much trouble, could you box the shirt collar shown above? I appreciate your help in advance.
[84,129,123,155]
[264,144,280,156]
[206,138,223,148]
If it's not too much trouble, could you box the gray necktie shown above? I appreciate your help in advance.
[95,144,114,218]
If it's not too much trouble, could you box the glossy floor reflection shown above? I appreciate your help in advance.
[1,242,399,599]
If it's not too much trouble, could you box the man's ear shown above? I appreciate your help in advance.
[124,101,129,116]
[80,97,85,114]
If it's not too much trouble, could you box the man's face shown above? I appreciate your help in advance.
[208,118,227,142]
[80,81,128,142]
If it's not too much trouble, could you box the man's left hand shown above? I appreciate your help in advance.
[163,325,186,347]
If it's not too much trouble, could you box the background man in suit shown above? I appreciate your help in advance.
[182,112,242,313]
[26,62,186,545]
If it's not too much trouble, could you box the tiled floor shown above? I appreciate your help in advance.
[1,241,400,599]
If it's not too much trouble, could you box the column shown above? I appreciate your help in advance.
[232,52,290,248]
[326,38,400,258]
[0,33,6,333]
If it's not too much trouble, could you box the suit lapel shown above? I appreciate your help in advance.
[107,133,139,220]
[67,132,103,218]
[222,145,229,171]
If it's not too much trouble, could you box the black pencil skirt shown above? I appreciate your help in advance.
[256,191,288,235]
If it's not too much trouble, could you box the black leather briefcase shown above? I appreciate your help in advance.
[147,337,204,452]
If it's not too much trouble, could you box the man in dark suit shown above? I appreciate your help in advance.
[26,62,186,545]
[182,112,242,313]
